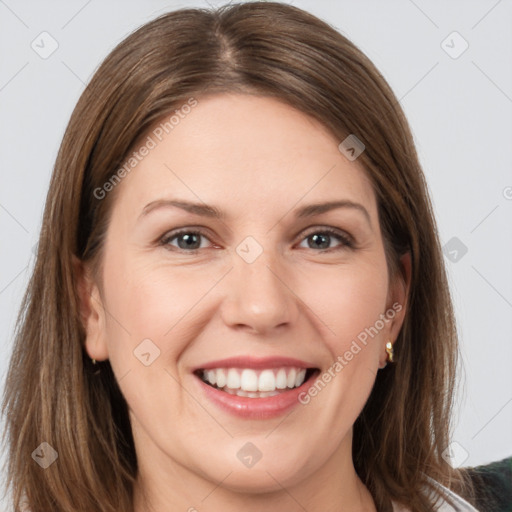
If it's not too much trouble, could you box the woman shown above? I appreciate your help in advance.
[2,2,480,511]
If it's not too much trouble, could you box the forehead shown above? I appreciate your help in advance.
[110,93,377,222]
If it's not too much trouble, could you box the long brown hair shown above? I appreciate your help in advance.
[2,2,474,511]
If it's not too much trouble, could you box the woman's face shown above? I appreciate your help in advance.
[81,93,409,500]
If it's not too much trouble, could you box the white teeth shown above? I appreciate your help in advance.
[295,369,306,388]
[286,368,297,388]
[275,368,288,389]
[206,370,216,386]
[226,368,240,389]
[216,368,227,388]
[223,388,281,398]
[200,366,309,392]
[240,369,259,391]
[258,369,276,391]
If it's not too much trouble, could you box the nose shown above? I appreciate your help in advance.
[220,248,299,335]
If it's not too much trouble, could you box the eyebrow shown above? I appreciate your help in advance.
[139,199,372,228]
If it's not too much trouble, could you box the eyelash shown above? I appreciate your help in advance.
[158,226,355,254]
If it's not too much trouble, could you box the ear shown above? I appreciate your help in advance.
[72,255,109,362]
[379,251,412,368]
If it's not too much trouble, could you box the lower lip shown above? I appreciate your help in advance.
[194,372,318,419]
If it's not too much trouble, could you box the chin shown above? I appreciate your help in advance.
[193,447,317,494]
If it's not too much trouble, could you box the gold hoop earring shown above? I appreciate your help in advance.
[385,341,394,363]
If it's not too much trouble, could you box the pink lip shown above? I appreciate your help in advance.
[193,356,315,371]
[193,368,320,420]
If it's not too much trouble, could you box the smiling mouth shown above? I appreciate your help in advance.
[194,367,319,398]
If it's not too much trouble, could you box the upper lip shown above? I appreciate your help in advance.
[193,356,318,371]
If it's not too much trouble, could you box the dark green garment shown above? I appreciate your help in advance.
[464,456,512,512]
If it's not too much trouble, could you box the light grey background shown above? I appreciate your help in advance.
[1,0,511,507]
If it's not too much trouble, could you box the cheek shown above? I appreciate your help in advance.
[102,243,389,366]
[297,254,389,356]
[98,255,204,424]
[291,261,388,438]
[100,251,224,371]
